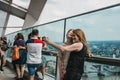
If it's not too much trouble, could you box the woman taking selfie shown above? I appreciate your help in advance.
[43,28,93,80]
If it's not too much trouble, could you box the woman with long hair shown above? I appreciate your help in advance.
[43,29,93,80]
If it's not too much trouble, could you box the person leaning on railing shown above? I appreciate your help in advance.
[58,29,74,80]
[43,28,93,80]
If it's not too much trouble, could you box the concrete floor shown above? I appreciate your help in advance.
[0,66,43,80]
[1,66,120,80]
[0,67,16,80]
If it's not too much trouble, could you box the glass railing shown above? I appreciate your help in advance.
[42,51,120,80]
[83,62,120,80]
[83,56,120,80]
[6,49,120,80]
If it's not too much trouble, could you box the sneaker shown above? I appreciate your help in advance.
[35,72,39,78]
[0,68,4,71]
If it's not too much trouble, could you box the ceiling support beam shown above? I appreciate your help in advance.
[0,0,27,19]
[1,13,10,37]
[23,0,47,28]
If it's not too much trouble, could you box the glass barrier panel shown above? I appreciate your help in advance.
[33,20,65,51]
[66,6,120,58]
[83,62,120,80]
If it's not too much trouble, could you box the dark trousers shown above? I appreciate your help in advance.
[63,71,82,80]
[0,55,4,69]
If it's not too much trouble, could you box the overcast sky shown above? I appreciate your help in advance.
[36,0,120,24]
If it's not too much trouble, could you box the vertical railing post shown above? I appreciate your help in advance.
[63,19,67,43]
[55,54,60,80]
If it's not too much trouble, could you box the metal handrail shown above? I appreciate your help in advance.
[42,50,120,66]
[86,56,120,66]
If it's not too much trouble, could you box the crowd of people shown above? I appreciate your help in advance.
[0,28,93,80]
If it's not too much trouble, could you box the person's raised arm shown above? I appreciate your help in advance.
[63,43,83,52]
[43,42,48,50]
[43,37,83,52]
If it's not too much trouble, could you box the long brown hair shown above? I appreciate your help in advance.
[73,29,90,54]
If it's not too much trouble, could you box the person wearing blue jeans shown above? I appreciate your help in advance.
[26,29,46,80]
